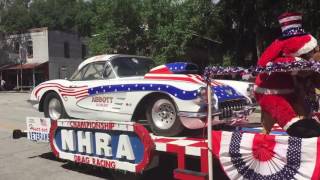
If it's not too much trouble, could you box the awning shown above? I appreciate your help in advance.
[0,64,15,71]
[6,63,40,70]
[0,62,48,71]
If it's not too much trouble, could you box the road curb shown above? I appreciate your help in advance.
[0,91,31,93]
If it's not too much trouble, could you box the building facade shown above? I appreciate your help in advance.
[0,27,87,90]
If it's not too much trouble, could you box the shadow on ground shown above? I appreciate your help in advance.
[35,152,175,180]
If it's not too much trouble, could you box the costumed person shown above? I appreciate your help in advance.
[254,12,320,138]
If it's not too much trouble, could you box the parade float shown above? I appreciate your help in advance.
[13,55,320,180]
[28,54,255,137]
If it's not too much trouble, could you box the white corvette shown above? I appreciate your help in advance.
[30,54,254,136]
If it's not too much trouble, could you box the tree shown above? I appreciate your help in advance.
[141,0,223,65]
[29,0,64,30]
[0,0,32,33]
[218,0,320,66]
[2,0,320,67]
[89,0,144,55]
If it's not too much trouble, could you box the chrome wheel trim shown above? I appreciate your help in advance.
[151,99,176,130]
[48,98,62,120]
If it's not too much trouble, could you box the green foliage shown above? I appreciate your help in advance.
[0,0,93,36]
[1,0,320,67]
[89,0,144,55]
[0,0,33,33]
[222,53,233,66]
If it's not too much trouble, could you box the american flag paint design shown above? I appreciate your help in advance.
[145,62,205,84]
[35,62,245,102]
[36,81,245,102]
[88,84,199,100]
[144,62,245,101]
[34,83,89,99]
[59,87,89,99]
[88,83,245,101]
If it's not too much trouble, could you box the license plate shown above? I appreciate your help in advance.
[26,117,51,142]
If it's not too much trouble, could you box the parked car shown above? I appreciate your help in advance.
[29,54,255,136]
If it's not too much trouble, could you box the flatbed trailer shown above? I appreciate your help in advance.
[16,116,320,180]
[13,117,216,180]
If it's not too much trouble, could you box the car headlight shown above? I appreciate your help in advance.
[193,87,216,106]
[192,87,205,104]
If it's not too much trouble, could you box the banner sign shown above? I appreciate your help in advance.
[49,119,155,173]
[26,117,51,142]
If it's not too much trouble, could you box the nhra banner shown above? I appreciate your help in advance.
[212,131,320,180]
[50,119,155,173]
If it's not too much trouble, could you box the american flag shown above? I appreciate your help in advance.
[212,130,320,180]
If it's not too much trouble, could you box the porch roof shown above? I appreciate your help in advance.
[0,62,48,71]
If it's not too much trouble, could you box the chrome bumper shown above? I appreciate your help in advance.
[178,106,256,129]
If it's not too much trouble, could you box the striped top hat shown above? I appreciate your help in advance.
[278,12,306,38]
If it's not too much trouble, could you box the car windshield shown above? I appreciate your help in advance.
[69,68,80,80]
[111,57,155,77]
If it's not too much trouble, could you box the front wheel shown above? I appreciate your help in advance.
[43,92,68,120]
[146,96,184,136]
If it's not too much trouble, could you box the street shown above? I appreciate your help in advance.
[0,92,178,180]
[0,92,114,180]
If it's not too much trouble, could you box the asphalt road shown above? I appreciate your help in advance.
[0,92,115,180]
[0,92,180,180]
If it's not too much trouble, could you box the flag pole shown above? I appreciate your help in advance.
[207,1,220,178]
[207,82,213,180]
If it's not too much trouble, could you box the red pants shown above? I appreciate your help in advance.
[255,93,298,129]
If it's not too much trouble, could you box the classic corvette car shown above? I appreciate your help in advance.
[29,54,254,136]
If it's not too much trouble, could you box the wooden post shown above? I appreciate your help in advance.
[32,68,35,89]
[20,62,23,91]
[16,69,19,90]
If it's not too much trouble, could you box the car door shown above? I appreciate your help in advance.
[67,61,130,121]
[65,61,108,119]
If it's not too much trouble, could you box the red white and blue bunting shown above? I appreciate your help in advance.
[212,131,320,180]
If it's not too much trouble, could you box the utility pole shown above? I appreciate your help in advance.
[20,58,22,91]
[19,45,27,91]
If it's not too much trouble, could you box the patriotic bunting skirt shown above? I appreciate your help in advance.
[212,131,320,180]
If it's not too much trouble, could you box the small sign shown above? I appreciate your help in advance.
[26,117,51,142]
